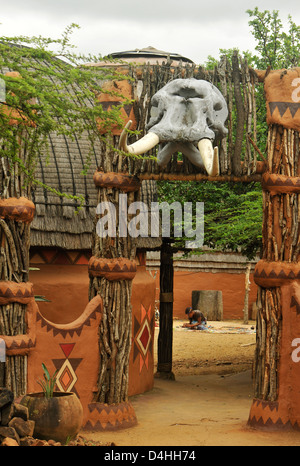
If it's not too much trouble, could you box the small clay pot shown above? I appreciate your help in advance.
[20,391,83,444]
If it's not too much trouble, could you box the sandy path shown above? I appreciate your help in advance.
[82,320,300,446]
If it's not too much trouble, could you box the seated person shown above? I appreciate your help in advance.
[183,306,207,330]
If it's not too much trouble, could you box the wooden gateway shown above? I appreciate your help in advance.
[1,45,300,432]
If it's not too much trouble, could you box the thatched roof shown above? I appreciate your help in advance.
[0,43,161,252]
[31,131,161,251]
[106,46,194,66]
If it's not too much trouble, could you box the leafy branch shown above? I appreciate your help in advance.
[0,24,139,204]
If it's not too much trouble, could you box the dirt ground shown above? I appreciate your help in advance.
[83,320,300,447]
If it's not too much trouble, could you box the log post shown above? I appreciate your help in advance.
[0,338,5,387]
[156,239,175,380]
[0,199,36,397]
[248,67,300,429]
[243,263,251,325]
[0,73,36,397]
[88,169,141,429]
[232,50,245,177]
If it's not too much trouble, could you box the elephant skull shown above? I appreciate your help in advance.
[119,78,228,176]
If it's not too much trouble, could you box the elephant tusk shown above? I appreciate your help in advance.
[198,139,220,176]
[119,120,160,155]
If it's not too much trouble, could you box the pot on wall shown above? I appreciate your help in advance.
[20,391,83,443]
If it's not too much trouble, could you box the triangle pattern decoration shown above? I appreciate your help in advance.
[269,102,300,118]
[133,304,153,373]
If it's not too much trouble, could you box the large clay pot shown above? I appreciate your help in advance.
[20,392,83,443]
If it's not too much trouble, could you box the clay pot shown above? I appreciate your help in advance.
[20,392,83,444]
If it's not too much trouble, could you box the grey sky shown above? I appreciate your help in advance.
[0,0,300,64]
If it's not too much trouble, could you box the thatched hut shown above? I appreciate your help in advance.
[30,137,160,323]
[28,48,178,401]
[29,46,195,323]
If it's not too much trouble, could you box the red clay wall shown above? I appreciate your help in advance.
[30,265,258,323]
[154,270,258,320]
[29,264,90,324]
[29,263,156,398]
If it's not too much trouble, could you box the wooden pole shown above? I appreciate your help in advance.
[139,173,262,183]
[0,123,33,397]
[89,165,141,432]
[243,263,251,325]
[156,239,175,380]
[0,337,5,387]
[232,50,245,176]
[248,125,300,429]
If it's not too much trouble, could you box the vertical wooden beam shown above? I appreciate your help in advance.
[156,239,175,380]
[88,169,140,430]
[232,50,245,176]
[0,338,5,387]
[248,126,300,429]
[243,263,251,325]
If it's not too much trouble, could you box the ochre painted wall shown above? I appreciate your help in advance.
[154,270,258,320]
[29,264,156,399]
[30,265,258,324]
[30,265,90,324]
[26,262,256,420]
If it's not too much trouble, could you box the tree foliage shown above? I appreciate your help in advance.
[0,24,130,204]
[158,180,262,260]
[158,8,300,260]
[247,7,300,69]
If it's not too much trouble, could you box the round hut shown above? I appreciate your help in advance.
[29,48,201,404]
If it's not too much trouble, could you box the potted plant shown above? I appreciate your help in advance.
[20,364,83,443]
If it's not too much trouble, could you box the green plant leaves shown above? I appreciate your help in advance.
[36,363,59,398]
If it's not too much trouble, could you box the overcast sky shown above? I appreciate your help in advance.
[0,0,300,64]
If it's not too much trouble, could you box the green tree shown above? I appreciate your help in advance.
[158,180,262,260]
[0,26,132,396]
[0,25,130,204]
[247,7,300,69]
[158,8,300,260]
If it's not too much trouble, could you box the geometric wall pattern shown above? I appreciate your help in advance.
[52,343,82,398]
[30,247,92,265]
[132,304,154,373]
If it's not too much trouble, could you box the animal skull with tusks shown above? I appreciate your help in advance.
[119,78,228,176]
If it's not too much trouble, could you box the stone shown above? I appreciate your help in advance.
[19,436,35,446]
[192,290,223,321]
[32,439,48,446]
[0,388,14,409]
[1,437,19,446]
[47,439,57,446]
[75,435,86,446]
[0,426,20,445]
[0,403,14,426]
[13,403,29,422]
[8,417,35,438]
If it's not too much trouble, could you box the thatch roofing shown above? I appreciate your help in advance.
[107,46,194,65]
[31,131,161,251]
[0,43,161,252]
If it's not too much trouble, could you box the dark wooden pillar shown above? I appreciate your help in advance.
[156,239,175,380]
[0,338,4,386]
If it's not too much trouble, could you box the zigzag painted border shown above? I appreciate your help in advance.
[93,171,141,193]
[82,401,137,431]
[262,172,300,194]
[254,260,300,287]
[36,301,102,339]
[88,256,137,281]
[0,281,34,305]
[269,102,300,119]
[0,197,35,223]
[0,298,37,355]
[248,398,300,431]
